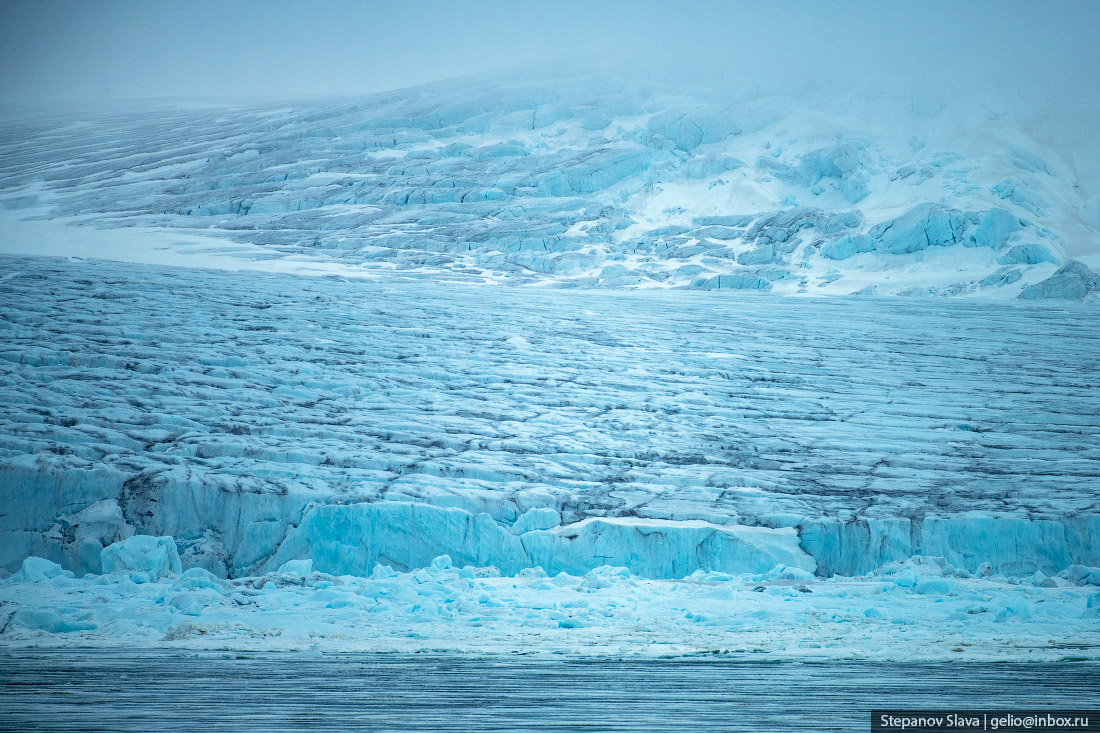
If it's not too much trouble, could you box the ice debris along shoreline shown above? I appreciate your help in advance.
[2,535,1099,660]
[1,71,1099,297]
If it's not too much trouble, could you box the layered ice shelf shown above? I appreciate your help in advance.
[1,256,1098,585]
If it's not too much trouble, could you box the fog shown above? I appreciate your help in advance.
[1,0,1096,110]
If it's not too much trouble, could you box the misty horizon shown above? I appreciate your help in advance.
[2,0,1098,115]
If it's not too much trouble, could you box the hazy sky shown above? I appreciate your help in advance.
[1,0,1099,111]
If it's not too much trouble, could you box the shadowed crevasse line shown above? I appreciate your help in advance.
[1,258,1098,580]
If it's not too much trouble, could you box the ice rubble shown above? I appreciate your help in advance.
[1,539,1098,660]
[1,70,1097,298]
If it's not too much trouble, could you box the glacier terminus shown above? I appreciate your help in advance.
[1,66,1099,667]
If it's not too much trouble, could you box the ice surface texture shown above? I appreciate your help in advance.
[3,71,1098,657]
[1,72,1097,297]
[1,257,1097,580]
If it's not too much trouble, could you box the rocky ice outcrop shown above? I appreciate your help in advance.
[1018,260,1100,300]
[869,204,970,255]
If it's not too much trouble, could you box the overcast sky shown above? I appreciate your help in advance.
[2,0,1098,113]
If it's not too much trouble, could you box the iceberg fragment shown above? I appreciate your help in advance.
[100,535,182,581]
[1018,260,1100,300]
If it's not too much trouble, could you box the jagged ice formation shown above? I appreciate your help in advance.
[1,71,1099,656]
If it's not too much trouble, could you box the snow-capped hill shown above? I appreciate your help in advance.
[1,71,1098,299]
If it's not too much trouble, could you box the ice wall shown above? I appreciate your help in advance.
[269,503,814,578]
[6,458,1098,581]
[800,516,1100,577]
[269,505,1100,579]
[0,461,312,578]
[2,259,1098,582]
[0,461,132,575]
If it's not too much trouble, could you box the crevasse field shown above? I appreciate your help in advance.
[1,72,1099,661]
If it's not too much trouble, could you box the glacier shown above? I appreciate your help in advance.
[1,70,1099,659]
[1,71,1098,299]
[2,257,1098,583]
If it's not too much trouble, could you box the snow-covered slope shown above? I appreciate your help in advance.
[1,71,1099,298]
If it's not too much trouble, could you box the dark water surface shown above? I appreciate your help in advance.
[1,650,1097,731]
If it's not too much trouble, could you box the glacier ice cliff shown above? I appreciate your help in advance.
[0,71,1098,656]
[1,258,1097,584]
[270,503,814,578]
[2,538,1098,660]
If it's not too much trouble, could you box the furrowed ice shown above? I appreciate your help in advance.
[1,70,1098,656]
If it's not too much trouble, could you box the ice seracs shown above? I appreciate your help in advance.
[1,257,1097,589]
[1,69,1098,657]
[1,70,1097,298]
